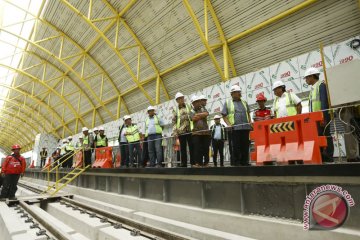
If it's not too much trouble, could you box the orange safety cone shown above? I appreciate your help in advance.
[29,160,35,168]
[114,150,121,168]
[43,157,51,170]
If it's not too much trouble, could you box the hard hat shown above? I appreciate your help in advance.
[175,92,184,100]
[272,80,285,90]
[68,136,73,139]
[256,95,267,102]
[191,95,200,103]
[99,126,105,131]
[304,67,320,78]
[213,115,221,120]
[147,106,155,111]
[123,115,131,121]
[93,127,98,132]
[63,139,68,143]
[230,85,241,93]
[82,127,89,132]
[199,95,207,100]
[11,144,21,150]
[79,136,83,139]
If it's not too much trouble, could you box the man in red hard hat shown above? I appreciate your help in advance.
[253,94,272,122]
[0,144,26,200]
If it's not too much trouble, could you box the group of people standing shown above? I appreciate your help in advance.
[116,67,333,168]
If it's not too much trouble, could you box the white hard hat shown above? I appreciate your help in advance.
[68,136,73,139]
[79,136,83,139]
[123,115,131,121]
[272,80,285,90]
[99,126,104,131]
[175,92,184,100]
[213,115,221,120]
[199,95,207,100]
[147,106,156,111]
[304,67,320,78]
[230,85,241,93]
[191,95,199,103]
[82,127,89,132]
[93,127,98,131]
[63,139,68,143]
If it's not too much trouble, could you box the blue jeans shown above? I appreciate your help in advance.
[128,141,142,167]
[147,134,163,167]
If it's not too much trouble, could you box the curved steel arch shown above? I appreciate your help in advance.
[0,132,29,148]
[0,121,34,143]
[31,17,130,117]
[60,0,156,105]
[0,109,40,137]
[0,96,61,138]
[100,0,170,103]
[1,0,114,124]
[0,108,40,132]
[0,97,61,138]
[0,83,73,136]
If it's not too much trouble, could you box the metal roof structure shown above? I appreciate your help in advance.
[0,0,359,153]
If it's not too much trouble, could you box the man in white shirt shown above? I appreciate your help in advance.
[272,80,302,118]
[118,116,129,168]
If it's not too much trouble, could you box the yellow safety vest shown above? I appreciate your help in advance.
[126,125,140,143]
[274,92,297,118]
[96,135,107,147]
[66,142,75,151]
[145,116,162,137]
[83,135,89,145]
[309,80,323,112]
[176,104,193,131]
[226,99,250,125]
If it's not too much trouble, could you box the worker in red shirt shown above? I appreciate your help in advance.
[253,95,272,121]
[0,144,26,200]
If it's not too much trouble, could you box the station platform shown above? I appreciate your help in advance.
[24,163,360,231]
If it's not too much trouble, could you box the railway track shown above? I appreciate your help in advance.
[11,182,190,240]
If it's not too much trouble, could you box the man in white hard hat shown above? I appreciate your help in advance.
[92,127,99,149]
[172,92,194,167]
[82,127,94,167]
[145,106,164,167]
[304,67,333,162]
[95,127,108,148]
[64,136,75,168]
[39,147,48,168]
[222,85,251,166]
[76,136,84,149]
[118,116,129,168]
[124,115,143,168]
[199,95,207,107]
[190,96,210,167]
[272,80,302,118]
[210,115,227,167]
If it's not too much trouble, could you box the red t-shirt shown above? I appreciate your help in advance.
[1,154,26,174]
[253,108,272,121]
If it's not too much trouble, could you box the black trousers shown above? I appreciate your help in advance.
[0,174,21,198]
[227,131,234,166]
[84,150,92,167]
[192,135,211,166]
[178,133,194,167]
[119,143,129,167]
[318,124,334,162]
[232,130,250,166]
[65,151,74,168]
[212,139,224,166]
[40,158,46,168]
